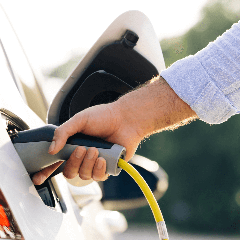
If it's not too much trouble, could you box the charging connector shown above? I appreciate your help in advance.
[11,124,168,239]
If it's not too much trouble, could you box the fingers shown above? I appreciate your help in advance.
[32,147,108,185]
[32,161,64,185]
[63,146,87,179]
[48,103,119,156]
[48,127,72,155]
[63,147,107,182]
[78,147,99,180]
[92,157,108,181]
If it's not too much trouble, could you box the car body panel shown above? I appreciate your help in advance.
[47,10,166,126]
[0,28,88,239]
[0,5,168,240]
[0,42,110,240]
[0,5,47,123]
[0,5,95,239]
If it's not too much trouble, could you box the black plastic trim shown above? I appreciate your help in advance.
[58,30,159,124]
[69,71,133,118]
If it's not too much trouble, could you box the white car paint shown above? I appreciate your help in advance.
[47,10,166,125]
[0,5,126,239]
[0,5,166,240]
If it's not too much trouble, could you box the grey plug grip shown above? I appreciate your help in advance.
[13,141,125,176]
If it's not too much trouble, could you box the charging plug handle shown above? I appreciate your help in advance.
[12,125,125,176]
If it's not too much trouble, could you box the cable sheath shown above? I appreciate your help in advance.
[118,158,169,240]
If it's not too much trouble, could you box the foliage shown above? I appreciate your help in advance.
[133,0,240,234]
[161,0,240,68]
[49,54,83,79]
[48,0,240,234]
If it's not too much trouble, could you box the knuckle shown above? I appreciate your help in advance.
[86,147,98,159]
[52,128,61,140]
[79,171,91,180]
[54,127,60,135]
[63,170,76,179]
[88,147,98,153]
[79,168,87,176]
[54,125,70,141]
[79,164,92,179]
[79,146,87,154]
[93,171,105,181]
[93,159,106,181]
[74,146,87,159]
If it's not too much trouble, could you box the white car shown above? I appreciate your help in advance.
[0,5,168,240]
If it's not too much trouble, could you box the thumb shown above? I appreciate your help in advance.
[48,127,69,155]
[48,116,87,155]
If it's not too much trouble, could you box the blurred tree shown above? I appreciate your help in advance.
[48,0,240,234]
[161,0,240,68]
[134,0,240,234]
[49,54,83,79]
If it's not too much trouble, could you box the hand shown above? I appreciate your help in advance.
[32,76,197,185]
[32,102,142,185]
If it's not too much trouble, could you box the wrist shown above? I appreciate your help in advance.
[115,76,168,138]
[115,76,198,139]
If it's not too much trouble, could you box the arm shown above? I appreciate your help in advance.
[32,76,197,185]
[116,76,198,137]
[161,20,240,124]
[32,20,240,185]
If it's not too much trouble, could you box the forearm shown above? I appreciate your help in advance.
[161,21,240,124]
[32,77,198,185]
[115,76,198,139]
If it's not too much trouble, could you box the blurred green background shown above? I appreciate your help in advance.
[49,0,240,235]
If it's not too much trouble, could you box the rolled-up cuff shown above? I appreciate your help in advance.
[160,56,237,124]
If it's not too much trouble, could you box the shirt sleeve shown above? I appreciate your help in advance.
[160,20,240,124]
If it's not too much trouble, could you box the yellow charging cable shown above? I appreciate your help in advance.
[118,158,169,240]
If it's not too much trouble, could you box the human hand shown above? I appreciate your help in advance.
[32,101,142,185]
[32,76,197,185]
